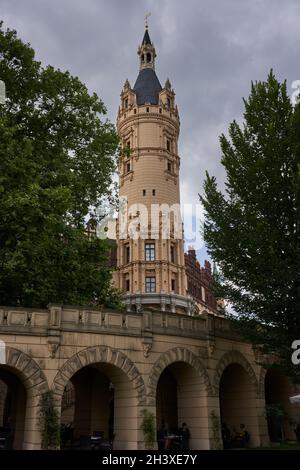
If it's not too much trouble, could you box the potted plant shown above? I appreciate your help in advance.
[140,409,155,450]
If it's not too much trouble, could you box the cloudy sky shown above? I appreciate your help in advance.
[2,0,300,260]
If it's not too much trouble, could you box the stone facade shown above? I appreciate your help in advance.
[1,27,299,452]
[185,248,222,315]
[115,27,190,314]
[0,305,299,450]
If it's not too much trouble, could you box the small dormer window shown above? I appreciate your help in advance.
[124,98,128,109]
[167,98,171,109]
[146,53,151,63]
[141,54,144,62]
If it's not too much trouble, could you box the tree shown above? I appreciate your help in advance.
[201,71,300,380]
[0,22,120,308]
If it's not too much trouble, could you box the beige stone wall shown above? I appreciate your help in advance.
[116,90,187,298]
[0,305,299,450]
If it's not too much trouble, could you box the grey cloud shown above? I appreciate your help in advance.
[2,0,300,262]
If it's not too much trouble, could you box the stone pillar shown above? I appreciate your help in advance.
[176,365,211,450]
[22,394,42,450]
[109,368,139,450]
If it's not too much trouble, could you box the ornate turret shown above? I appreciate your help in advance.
[115,24,193,315]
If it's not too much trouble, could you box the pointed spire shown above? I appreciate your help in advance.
[142,12,152,45]
[142,28,151,45]
[133,19,162,105]
[123,78,131,90]
[164,78,172,90]
[137,20,157,71]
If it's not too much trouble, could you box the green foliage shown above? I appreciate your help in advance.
[38,391,60,450]
[140,409,155,449]
[266,403,287,420]
[201,71,300,381]
[210,410,223,450]
[0,22,120,308]
[265,403,296,442]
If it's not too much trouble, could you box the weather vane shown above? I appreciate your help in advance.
[145,12,151,29]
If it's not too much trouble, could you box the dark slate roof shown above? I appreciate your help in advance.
[133,68,162,105]
[142,29,151,45]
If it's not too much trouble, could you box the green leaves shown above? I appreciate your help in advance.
[39,391,60,450]
[201,71,300,380]
[0,23,120,308]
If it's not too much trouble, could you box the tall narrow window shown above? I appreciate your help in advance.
[171,279,176,292]
[167,97,171,109]
[167,160,172,172]
[170,245,175,263]
[166,139,170,152]
[145,242,155,261]
[143,189,146,196]
[145,276,156,293]
[126,279,130,292]
[124,244,130,264]
[152,189,156,196]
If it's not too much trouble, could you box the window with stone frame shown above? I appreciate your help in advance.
[145,242,155,261]
[145,276,156,293]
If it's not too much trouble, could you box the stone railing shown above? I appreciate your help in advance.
[0,304,232,340]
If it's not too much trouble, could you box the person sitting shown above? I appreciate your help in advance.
[179,422,190,450]
[234,424,250,448]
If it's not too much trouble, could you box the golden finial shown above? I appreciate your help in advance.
[145,12,151,29]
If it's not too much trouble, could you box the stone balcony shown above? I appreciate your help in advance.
[0,304,232,341]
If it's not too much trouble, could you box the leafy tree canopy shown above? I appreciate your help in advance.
[201,71,300,380]
[0,22,120,308]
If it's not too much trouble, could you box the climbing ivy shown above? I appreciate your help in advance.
[38,391,60,449]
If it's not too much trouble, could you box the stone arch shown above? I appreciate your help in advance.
[148,347,212,402]
[1,347,48,449]
[213,350,258,395]
[4,346,48,395]
[52,345,146,405]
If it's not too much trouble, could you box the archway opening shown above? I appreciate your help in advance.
[156,361,209,450]
[60,363,137,450]
[219,363,259,448]
[0,367,27,449]
[265,368,300,442]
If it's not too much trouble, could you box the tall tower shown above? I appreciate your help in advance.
[116,25,192,315]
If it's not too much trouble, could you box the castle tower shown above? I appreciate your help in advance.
[116,25,192,314]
